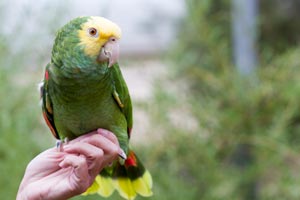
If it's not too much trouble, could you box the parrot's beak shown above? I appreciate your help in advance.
[98,37,120,68]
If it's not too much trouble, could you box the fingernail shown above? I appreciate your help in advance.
[118,149,127,160]
[97,128,109,136]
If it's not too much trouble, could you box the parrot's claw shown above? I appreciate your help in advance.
[64,137,69,144]
[55,138,69,152]
[56,140,63,152]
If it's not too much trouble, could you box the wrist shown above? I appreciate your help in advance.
[17,183,45,200]
[17,188,38,200]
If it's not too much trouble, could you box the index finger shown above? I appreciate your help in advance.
[69,130,99,143]
[69,129,119,146]
[96,128,119,146]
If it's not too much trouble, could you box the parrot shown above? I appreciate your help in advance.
[39,16,153,200]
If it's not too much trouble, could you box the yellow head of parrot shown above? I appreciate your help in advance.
[78,16,122,57]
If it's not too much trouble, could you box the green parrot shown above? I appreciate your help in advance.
[40,16,153,200]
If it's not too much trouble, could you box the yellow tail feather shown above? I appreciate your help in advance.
[82,149,153,200]
[114,178,137,200]
[82,175,115,197]
[132,170,153,197]
[82,171,153,199]
[96,175,115,197]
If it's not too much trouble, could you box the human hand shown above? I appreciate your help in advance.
[17,129,123,200]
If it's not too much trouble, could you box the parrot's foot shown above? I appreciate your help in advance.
[56,140,63,152]
[55,138,69,152]
[64,137,69,144]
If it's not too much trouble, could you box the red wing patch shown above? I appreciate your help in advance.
[42,111,59,139]
[125,151,137,168]
[45,70,49,80]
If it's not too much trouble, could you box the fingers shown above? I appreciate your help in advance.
[97,128,126,160]
[97,129,126,159]
[62,129,125,178]
[70,128,119,147]
[63,128,123,175]
[63,143,104,177]
[59,154,89,182]
[59,154,91,193]
[69,130,99,143]
[79,133,121,166]
[97,128,119,146]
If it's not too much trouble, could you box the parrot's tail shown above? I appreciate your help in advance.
[82,150,153,200]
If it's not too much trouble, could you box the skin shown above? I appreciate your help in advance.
[17,129,123,200]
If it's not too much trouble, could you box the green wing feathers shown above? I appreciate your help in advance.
[84,64,152,199]
[41,64,59,139]
[111,64,133,138]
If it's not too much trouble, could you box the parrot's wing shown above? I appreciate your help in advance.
[40,63,60,139]
[112,64,133,138]
[86,64,153,199]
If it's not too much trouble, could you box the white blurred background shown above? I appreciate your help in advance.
[2,0,185,56]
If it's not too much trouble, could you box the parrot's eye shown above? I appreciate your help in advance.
[88,27,99,37]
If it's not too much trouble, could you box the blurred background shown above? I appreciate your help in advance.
[0,0,300,199]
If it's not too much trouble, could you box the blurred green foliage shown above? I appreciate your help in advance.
[142,49,300,200]
[0,39,48,198]
[0,3,65,199]
[260,0,300,57]
[161,0,300,199]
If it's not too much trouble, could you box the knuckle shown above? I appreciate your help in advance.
[85,134,97,142]
[94,149,104,160]
[77,156,86,167]
[88,149,103,164]
[110,134,118,142]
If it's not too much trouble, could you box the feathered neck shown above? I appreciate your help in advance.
[48,61,110,87]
